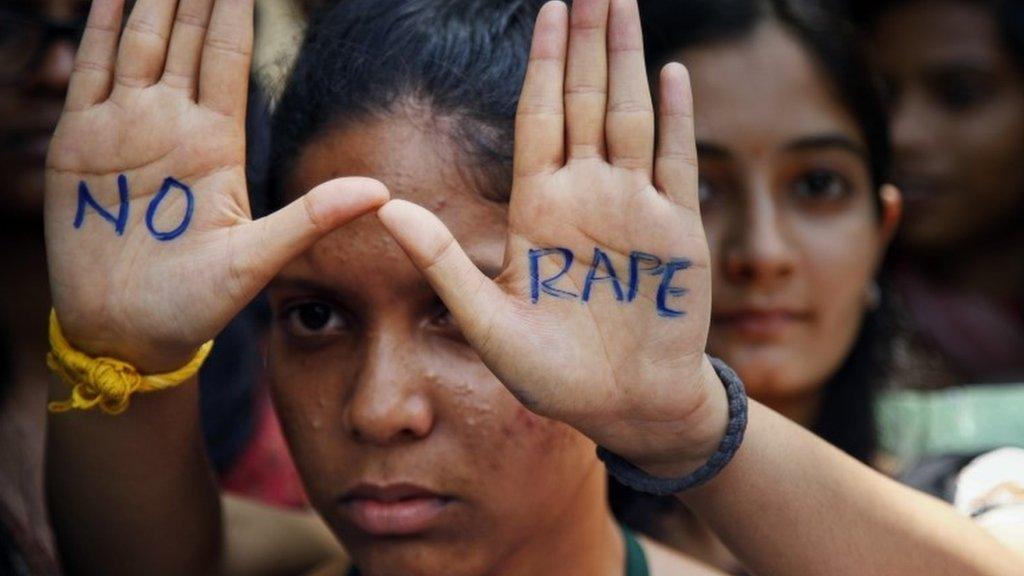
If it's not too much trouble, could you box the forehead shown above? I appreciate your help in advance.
[18,0,87,18]
[874,1,1000,65]
[679,22,862,151]
[286,115,507,293]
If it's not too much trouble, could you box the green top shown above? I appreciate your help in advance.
[345,526,649,576]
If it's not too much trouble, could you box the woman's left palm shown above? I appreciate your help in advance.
[380,0,720,465]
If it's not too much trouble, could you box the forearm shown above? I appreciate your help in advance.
[47,376,224,576]
[678,401,1021,576]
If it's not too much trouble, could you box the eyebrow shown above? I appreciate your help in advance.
[267,276,351,302]
[696,141,732,160]
[269,257,503,296]
[696,134,867,162]
[927,60,996,76]
[784,134,868,159]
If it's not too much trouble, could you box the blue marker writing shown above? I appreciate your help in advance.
[529,248,577,303]
[582,247,625,302]
[656,259,692,318]
[627,251,664,302]
[145,177,195,242]
[74,175,130,235]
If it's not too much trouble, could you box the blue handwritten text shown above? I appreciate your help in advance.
[529,247,691,318]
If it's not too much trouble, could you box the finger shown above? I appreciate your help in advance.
[114,0,179,89]
[233,177,389,287]
[513,1,569,179]
[377,200,508,354]
[64,0,126,111]
[564,0,610,160]
[199,0,255,117]
[605,0,654,175]
[162,0,215,95]
[655,63,699,210]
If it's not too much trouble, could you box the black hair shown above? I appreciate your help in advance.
[641,0,891,190]
[267,0,548,210]
[852,0,1024,69]
[610,0,897,536]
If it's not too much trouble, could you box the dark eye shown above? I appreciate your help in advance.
[697,177,715,204]
[283,302,347,338]
[429,300,466,342]
[929,73,993,113]
[937,83,986,111]
[792,170,851,203]
[433,306,455,328]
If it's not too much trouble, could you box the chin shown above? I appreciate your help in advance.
[714,345,804,399]
[348,539,488,576]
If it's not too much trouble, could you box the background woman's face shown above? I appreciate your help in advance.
[265,115,601,575]
[681,24,889,415]
[1,0,85,212]
[873,0,1024,251]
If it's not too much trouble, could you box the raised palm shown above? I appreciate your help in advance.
[380,0,722,466]
[45,0,387,371]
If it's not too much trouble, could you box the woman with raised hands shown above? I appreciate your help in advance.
[43,0,1019,575]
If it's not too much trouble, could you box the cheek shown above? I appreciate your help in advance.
[792,217,878,384]
[956,98,1024,197]
[442,361,592,484]
[264,332,354,508]
[438,364,596,528]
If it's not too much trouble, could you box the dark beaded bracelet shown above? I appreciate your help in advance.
[597,357,748,496]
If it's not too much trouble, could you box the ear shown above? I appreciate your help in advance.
[877,184,903,254]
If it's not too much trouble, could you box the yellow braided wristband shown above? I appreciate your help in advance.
[46,310,214,415]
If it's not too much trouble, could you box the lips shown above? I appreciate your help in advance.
[712,309,810,339]
[338,483,453,536]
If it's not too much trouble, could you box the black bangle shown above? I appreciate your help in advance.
[597,357,748,495]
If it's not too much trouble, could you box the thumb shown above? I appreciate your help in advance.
[236,176,389,283]
[377,199,508,350]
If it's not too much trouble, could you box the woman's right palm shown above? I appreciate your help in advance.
[45,0,387,371]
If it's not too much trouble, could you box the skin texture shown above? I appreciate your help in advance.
[873,0,1024,268]
[684,23,899,425]
[268,116,623,576]
[42,1,1023,575]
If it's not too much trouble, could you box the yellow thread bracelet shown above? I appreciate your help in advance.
[46,310,214,415]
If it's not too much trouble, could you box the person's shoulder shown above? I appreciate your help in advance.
[641,534,728,576]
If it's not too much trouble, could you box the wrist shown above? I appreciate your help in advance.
[47,309,214,415]
[599,356,747,495]
[56,309,202,374]
[628,356,730,478]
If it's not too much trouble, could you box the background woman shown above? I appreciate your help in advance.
[861,0,1024,384]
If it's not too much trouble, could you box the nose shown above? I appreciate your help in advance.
[344,331,435,446]
[720,185,796,288]
[31,40,75,93]
[890,89,932,162]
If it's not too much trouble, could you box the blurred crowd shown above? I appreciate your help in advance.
[0,0,1021,574]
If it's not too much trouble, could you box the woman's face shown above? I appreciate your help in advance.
[873,0,1024,251]
[682,24,897,415]
[266,115,602,575]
